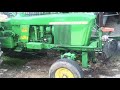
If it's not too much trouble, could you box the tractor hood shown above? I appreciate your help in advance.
[6,12,96,25]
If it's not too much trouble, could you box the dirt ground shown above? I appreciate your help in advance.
[1,51,120,78]
[0,54,58,78]
[0,16,120,78]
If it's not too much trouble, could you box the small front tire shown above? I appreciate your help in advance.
[49,59,84,78]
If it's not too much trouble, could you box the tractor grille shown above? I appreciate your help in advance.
[54,25,71,46]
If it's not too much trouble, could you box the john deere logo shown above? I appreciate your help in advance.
[22,29,28,32]
[20,36,28,40]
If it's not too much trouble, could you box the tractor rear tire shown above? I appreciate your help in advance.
[49,59,84,78]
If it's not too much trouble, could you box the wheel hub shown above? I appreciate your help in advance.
[55,68,74,78]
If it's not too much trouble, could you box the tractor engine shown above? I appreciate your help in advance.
[29,25,53,44]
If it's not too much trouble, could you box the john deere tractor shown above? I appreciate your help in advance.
[0,12,117,78]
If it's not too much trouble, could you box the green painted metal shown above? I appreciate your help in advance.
[82,52,88,68]
[26,42,43,49]
[6,13,96,25]
[61,52,76,60]
[53,22,95,46]
[26,42,54,49]
[0,37,15,48]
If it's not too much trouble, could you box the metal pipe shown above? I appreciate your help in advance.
[103,16,108,26]
[99,12,103,27]
[34,26,37,41]
[104,14,119,17]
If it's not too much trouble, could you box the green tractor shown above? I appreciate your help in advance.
[0,12,117,78]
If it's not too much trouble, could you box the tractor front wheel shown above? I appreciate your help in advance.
[49,59,84,78]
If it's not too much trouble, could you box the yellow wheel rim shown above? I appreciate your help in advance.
[55,68,74,78]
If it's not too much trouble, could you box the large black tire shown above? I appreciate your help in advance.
[49,59,84,78]
[103,39,118,59]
